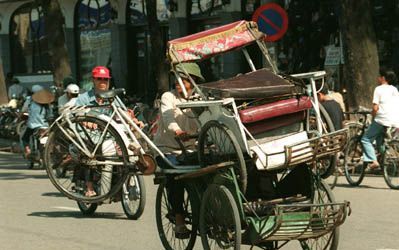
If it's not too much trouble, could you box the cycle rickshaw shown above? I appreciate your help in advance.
[42,20,350,249]
[154,21,350,250]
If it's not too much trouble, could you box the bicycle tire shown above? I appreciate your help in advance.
[325,169,339,190]
[383,140,399,189]
[300,179,339,250]
[309,104,337,178]
[200,184,241,250]
[77,202,98,215]
[198,121,247,194]
[121,174,146,220]
[44,115,129,203]
[344,136,365,186]
[155,183,198,250]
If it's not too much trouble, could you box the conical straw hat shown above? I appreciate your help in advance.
[32,89,55,104]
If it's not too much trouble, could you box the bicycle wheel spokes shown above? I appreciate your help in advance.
[300,180,338,250]
[199,121,247,193]
[121,174,146,220]
[344,137,365,186]
[155,184,197,250]
[44,116,128,203]
[200,184,241,250]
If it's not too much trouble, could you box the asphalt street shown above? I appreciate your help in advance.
[0,151,399,250]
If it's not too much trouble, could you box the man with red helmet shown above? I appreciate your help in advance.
[75,66,112,106]
[75,66,143,197]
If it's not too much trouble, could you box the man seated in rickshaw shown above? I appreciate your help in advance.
[153,62,204,238]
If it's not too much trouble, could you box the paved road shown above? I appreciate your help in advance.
[1,152,399,250]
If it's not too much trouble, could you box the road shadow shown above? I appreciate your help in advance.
[0,171,49,180]
[334,183,391,190]
[0,154,30,170]
[41,192,66,198]
[27,210,128,220]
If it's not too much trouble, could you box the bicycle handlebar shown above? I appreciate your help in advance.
[95,88,126,100]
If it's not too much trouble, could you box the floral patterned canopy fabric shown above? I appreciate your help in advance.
[167,21,265,64]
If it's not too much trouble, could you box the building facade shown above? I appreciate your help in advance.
[0,0,398,102]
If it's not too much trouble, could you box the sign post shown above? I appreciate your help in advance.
[252,3,288,42]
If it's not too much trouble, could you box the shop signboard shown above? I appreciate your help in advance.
[324,46,341,66]
[252,3,288,42]
[14,73,54,91]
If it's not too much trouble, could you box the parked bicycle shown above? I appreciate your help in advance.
[344,110,399,189]
[325,115,364,189]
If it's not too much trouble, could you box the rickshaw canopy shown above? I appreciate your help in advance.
[167,20,265,64]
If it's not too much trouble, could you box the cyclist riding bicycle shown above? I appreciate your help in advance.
[58,76,80,114]
[153,62,204,239]
[361,68,399,171]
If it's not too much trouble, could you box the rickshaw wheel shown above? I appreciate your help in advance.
[77,202,98,216]
[121,174,146,220]
[155,183,198,250]
[198,121,247,193]
[309,104,337,179]
[44,116,129,203]
[344,136,365,186]
[200,184,241,250]
[299,179,339,250]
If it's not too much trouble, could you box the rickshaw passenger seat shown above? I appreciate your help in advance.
[244,111,305,135]
[239,96,311,135]
[239,96,312,124]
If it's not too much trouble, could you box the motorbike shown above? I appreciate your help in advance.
[76,173,146,219]
[24,127,48,169]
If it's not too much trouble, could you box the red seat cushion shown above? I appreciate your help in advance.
[244,111,306,135]
[239,96,312,124]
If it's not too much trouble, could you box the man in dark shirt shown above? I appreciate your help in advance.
[317,85,344,130]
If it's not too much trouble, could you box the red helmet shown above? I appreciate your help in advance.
[92,66,111,79]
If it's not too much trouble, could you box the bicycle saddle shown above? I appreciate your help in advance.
[96,88,126,99]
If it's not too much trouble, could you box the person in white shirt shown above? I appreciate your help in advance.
[58,84,79,113]
[8,79,27,109]
[361,68,399,170]
[8,78,27,101]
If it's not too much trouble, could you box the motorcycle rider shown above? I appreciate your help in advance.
[58,84,80,113]
[8,78,27,103]
[21,86,55,161]
[74,66,144,197]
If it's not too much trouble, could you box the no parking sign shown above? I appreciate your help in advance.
[252,3,288,42]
